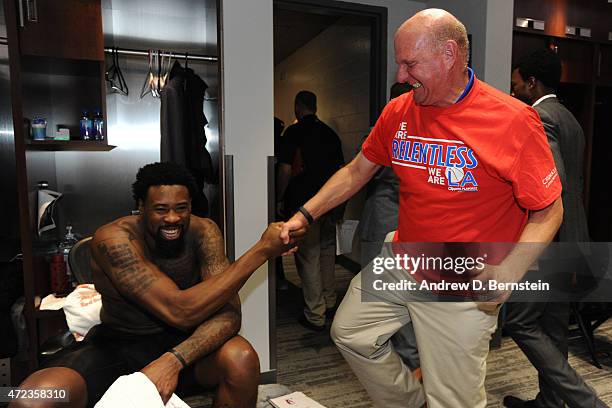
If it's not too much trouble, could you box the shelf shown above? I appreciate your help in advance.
[513,27,590,43]
[26,140,116,151]
[21,55,102,76]
[513,26,609,45]
[32,239,60,257]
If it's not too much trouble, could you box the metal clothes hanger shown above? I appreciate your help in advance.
[104,49,117,88]
[110,47,128,96]
[139,50,155,99]
[156,50,173,97]
[182,52,189,92]
[153,49,161,98]
[139,49,174,99]
[106,47,128,95]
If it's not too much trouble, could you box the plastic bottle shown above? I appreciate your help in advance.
[31,117,47,140]
[50,253,70,296]
[92,109,104,141]
[79,111,93,140]
[58,225,78,287]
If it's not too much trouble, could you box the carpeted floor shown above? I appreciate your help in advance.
[276,257,612,407]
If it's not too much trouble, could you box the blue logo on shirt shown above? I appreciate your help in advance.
[390,132,479,191]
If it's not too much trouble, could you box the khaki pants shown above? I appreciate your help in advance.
[331,238,499,408]
[294,214,337,326]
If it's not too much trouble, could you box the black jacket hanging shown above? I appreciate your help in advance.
[160,61,214,216]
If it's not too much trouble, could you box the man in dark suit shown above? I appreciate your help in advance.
[505,49,607,408]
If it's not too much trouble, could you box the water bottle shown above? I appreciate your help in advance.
[92,109,104,141]
[79,111,93,140]
[31,117,47,140]
[58,225,78,287]
[49,253,70,296]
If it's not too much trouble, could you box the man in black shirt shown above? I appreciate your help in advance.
[277,91,344,330]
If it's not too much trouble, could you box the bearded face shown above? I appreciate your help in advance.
[140,185,191,258]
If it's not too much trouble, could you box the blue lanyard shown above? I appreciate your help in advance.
[455,67,474,103]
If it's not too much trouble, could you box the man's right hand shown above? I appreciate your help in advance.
[261,222,307,257]
[279,212,309,244]
[141,352,182,404]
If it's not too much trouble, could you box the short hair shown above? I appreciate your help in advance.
[295,90,317,111]
[390,82,413,99]
[515,48,562,90]
[431,20,469,66]
[132,162,198,204]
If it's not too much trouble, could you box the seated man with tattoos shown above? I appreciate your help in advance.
[11,162,304,408]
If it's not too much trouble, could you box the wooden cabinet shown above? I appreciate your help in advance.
[3,0,109,379]
[556,39,594,85]
[589,86,612,241]
[19,55,110,147]
[17,0,103,61]
[15,0,107,147]
[597,45,612,86]
[514,0,612,42]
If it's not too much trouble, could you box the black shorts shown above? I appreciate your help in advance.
[42,324,195,407]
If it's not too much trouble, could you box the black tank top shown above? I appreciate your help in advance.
[94,238,201,334]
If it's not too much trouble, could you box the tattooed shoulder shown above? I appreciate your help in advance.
[95,237,158,296]
[194,219,228,277]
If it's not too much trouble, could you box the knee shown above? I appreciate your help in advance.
[330,315,353,349]
[9,397,41,408]
[9,399,56,408]
[331,313,386,359]
[9,399,47,408]
[9,368,85,408]
[217,337,260,384]
[502,318,535,336]
[330,317,343,345]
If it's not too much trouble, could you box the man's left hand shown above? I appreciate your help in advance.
[468,262,513,303]
[141,352,183,404]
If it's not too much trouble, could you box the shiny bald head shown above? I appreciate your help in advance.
[397,9,469,67]
[394,9,470,106]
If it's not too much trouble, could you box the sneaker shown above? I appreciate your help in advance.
[298,315,325,332]
[503,396,537,408]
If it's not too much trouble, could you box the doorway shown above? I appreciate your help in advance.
[271,0,386,399]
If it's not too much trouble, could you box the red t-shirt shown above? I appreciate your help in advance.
[362,78,561,244]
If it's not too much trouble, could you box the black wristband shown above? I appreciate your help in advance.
[298,206,314,225]
[169,348,188,368]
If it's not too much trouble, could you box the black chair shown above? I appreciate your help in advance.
[571,302,612,369]
[568,244,612,369]
[39,237,94,359]
[68,237,93,284]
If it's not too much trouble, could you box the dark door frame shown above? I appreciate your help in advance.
[269,0,387,384]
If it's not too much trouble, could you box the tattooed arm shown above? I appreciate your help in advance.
[140,220,242,403]
[172,219,241,365]
[91,217,305,331]
[140,301,241,404]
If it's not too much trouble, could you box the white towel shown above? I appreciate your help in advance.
[95,372,190,408]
